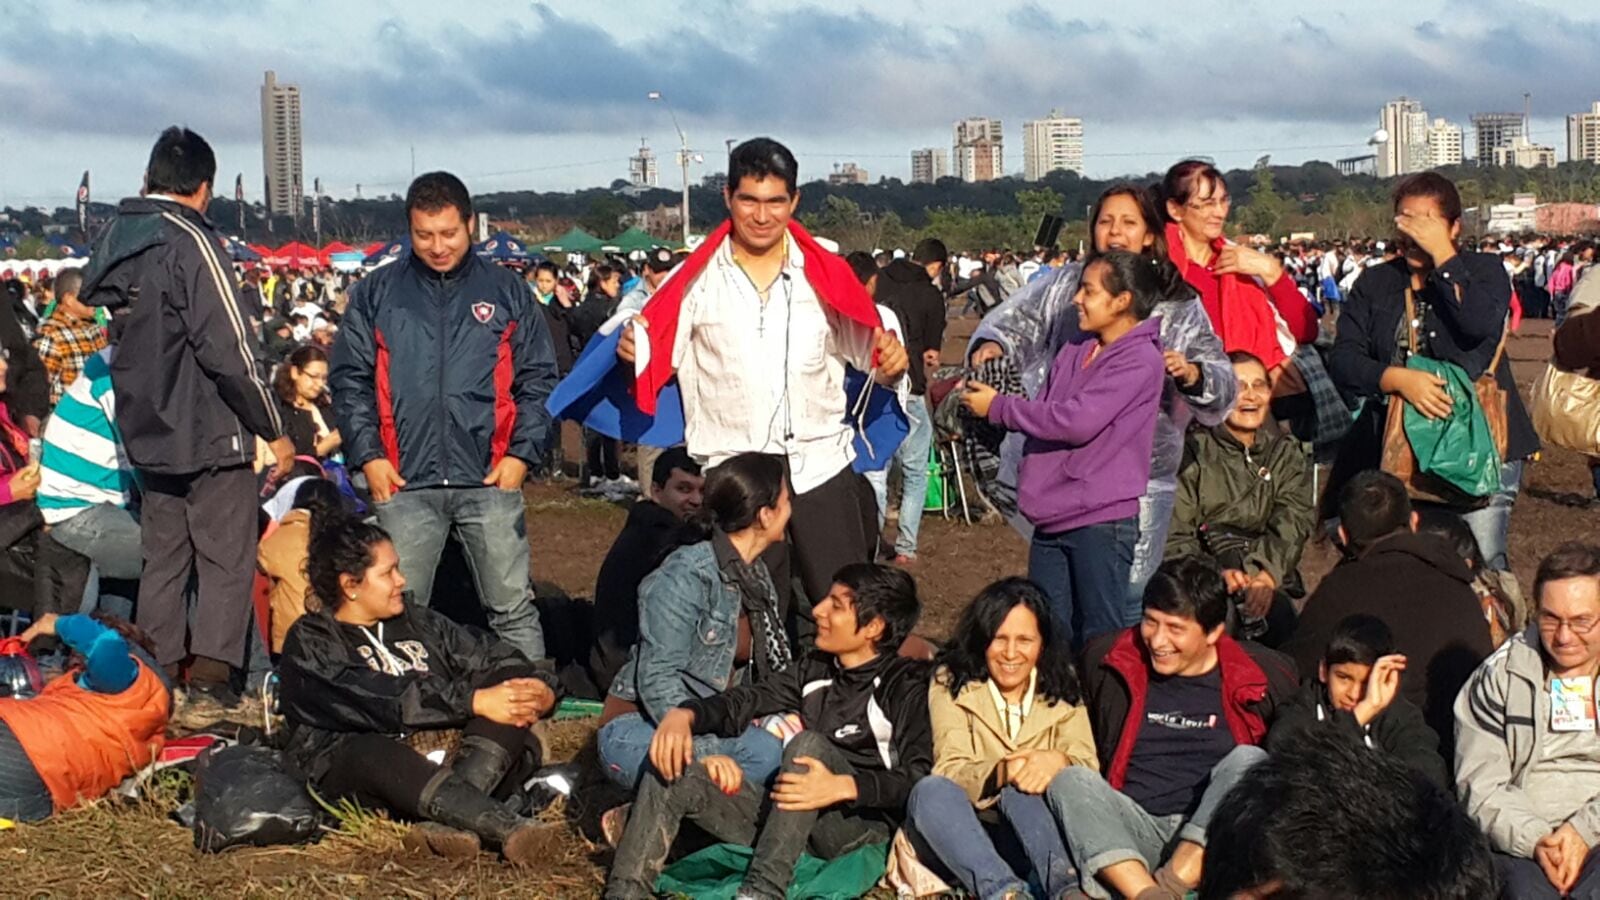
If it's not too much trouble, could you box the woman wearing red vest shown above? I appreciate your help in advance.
[0,612,171,821]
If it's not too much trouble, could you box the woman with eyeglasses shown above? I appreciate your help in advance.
[1157,159,1320,377]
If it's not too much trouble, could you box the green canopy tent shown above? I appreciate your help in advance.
[539,227,603,255]
[601,226,666,254]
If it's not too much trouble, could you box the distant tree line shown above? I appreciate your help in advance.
[9,160,1600,252]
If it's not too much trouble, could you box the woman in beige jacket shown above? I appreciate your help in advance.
[258,478,347,653]
[905,578,1098,900]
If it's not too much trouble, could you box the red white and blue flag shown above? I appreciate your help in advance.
[546,219,906,471]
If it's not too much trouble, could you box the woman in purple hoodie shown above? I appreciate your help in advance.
[963,250,1166,651]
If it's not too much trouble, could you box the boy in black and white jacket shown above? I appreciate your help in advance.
[605,564,931,900]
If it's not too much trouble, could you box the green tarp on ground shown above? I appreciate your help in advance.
[656,841,888,900]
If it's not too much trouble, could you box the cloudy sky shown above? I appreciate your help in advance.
[4,0,1599,208]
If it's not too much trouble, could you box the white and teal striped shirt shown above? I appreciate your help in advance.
[37,348,134,525]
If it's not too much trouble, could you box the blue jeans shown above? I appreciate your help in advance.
[376,485,545,662]
[1554,290,1574,328]
[906,776,1076,900]
[865,394,932,558]
[1456,459,1523,572]
[596,711,784,790]
[1047,746,1267,900]
[1128,487,1175,606]
[1029,516,1139,651]
[49,502,142,581]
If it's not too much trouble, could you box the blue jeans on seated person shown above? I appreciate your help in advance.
[596,711,784,790]
[906,774,1076,900]
[48,502,142,581]
[1046,745,1267,900]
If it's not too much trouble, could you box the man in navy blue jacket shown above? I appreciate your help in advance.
[331,172,558,662]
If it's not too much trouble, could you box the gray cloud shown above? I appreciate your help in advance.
[5,1,1600,153]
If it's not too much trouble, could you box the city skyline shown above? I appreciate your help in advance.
[5,0,1600,207]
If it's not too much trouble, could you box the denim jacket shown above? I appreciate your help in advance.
[608,537,779,724]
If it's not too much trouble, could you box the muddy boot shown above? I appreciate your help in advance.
[409,769,558,866]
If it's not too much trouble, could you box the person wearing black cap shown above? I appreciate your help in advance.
[619,246,679,317]
[864,238,947,563]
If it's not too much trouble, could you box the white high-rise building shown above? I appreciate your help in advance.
[1569,101,1600,163]
[1425,118,1464,168]
[1377,97,1428,178]
[910,148,948,184]
[628,139,659,187]
[1022,112,1085,181]
[953,117,1004,182]
[259,70,303,218]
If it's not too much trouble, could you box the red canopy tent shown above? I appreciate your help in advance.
[362,241,386,257]
[249,244,279,265]
[318,241,355,265]
[275,242,321,268]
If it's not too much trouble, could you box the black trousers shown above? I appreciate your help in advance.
[319,718,535,819]
[761,463,879,644]
[136,465,257,669]
[34,530,91,620]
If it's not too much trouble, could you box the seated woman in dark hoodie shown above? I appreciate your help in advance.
[278,516,563,865]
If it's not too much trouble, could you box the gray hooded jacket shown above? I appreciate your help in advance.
[1454,626,1600,856]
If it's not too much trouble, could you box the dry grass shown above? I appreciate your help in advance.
[0,719,612,898]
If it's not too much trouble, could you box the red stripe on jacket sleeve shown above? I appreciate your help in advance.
[490,321,518,467]
[374,328,402,471]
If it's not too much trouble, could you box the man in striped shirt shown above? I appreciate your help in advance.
[33,346,140,639]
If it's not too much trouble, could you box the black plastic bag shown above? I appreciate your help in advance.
[191,744,321,852]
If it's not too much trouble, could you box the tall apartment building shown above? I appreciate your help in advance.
[910,148,949,183]
[1425,118,1464,168]
[1021,111,1085,181]
[953,117,1004,183]
[1472,113,1523,165]
[1377,98,1429,178]
[628,139,658,187]
[1569,101,1600,163]
[259,70,303,218]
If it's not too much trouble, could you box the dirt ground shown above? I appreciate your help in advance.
[2,319,1595,897]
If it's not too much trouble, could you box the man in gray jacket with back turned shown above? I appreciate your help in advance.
[82,126,292,707]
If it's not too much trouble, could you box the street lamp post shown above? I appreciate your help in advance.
[649,91,696,245]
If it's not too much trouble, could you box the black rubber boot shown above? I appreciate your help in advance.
[451,734,516,796]
[406,768,558,866]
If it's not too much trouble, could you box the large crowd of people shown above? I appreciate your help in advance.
[0,123,1599,899]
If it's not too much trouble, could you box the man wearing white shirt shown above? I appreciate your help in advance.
[617,139,908,631]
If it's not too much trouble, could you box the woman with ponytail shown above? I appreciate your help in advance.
[277,518,564,866]
[258,478,349,653]
[597,451,792,790]
[969,185,1236,603]
[964,251,1167,652]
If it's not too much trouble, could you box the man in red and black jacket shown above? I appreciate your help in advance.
[330,172,557,664]
[1047,558,1296,900]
